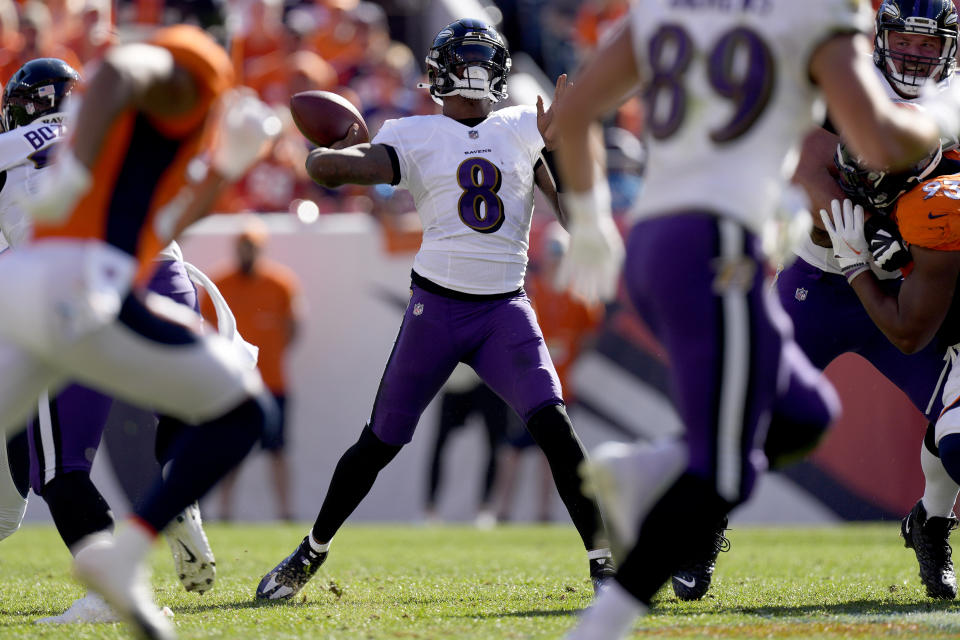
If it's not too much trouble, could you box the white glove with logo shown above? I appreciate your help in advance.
[211,89,282,181]
[555,181,625,304]
[819,198,869,283]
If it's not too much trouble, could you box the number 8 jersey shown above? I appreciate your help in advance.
[630,0,871,234]
[373,105,544,295]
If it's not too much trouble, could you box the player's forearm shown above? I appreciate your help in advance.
[305,144,393,188]
[70,63,136,169]
[849,274,937,354]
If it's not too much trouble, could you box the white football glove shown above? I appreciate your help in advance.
[211,89,282,181]
[819,198,869,283]
[555,183,624,304]
[20,149,92,223]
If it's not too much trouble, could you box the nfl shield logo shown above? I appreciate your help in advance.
[795,287,808,301]
[413,302,424,316]
[468,130,479,139]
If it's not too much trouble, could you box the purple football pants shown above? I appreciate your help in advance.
[370,280,563,446]
[776,257,947,420]
[27,259,198,493]
[625,214,839,504]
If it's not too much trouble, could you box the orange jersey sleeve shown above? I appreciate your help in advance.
[894,173,960,251]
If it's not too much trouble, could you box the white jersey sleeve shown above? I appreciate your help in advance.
[372,118,412,191]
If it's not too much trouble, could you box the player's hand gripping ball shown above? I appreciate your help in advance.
[289,91,370,147]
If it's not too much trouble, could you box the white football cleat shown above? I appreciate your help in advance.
[36,592,120,624]
[73,533,175,640]
[165,502,216,593]
[581,439,688,559]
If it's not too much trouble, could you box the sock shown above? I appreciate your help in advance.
[43,471,115,549]
[524,404,604,550]
[311,425,403,543]
[935,433,960,490]
[308,532,330,553]
[565,580,646,640]
[136,396,269,532]
[69,530,113,558]
[920,429,959,518]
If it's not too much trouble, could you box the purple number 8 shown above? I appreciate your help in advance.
[457,157,505,234]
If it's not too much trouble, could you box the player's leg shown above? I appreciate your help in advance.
[475,384,508,524]
[0,431,28,541]
[257,284,460,600]
[425,388,471,519]
[51,292,272,636]
[778,259,960,597]
[570,215,838,639]
[467,293,613,590]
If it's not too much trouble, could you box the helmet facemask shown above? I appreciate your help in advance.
[877,30,954,97]
[423,21,511,105]
[874,0,959,98]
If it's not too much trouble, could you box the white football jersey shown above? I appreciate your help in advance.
[0,115,66,252]
[629,0,871,234]
[372,106,544,295]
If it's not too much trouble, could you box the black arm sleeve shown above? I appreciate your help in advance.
[381,144,401,186]
[537,148,564,193]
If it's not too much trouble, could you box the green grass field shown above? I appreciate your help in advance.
[2,522,959,639]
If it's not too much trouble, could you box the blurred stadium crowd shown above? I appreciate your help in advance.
[0,0,645,227]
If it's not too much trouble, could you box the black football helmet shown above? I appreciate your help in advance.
[2,58,80,131]
[874,0,958,98]
[834,140,942,212]
[423,18,511,104]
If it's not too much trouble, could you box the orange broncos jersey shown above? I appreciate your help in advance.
[33,24,234,282]
[894,172,960,251]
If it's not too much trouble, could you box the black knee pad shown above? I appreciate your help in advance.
[925,421,939,457]
[526,403,573,444]
[42,471,114,550]
[6,430,30,499]
[352,424,403,469]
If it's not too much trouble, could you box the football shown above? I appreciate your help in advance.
[289,90,370,147]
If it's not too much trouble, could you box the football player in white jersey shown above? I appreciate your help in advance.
[0,58,255,624]
[257,18,616,600]
[775,0,960,602]
[551,0,960,636]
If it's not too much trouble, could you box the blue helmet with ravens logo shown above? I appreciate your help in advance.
[2,58,80,132]
[422,18,511,104]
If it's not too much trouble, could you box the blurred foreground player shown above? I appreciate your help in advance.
[0,25,280,640]
[257,18,615,601]
[553,0,960,637]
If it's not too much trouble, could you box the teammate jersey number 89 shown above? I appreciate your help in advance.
[645,24,774,143]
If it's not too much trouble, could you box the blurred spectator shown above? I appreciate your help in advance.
[0,0,22,84]
[13,2,82,75]
[201,218,303,521]
[65,1,116,66]
[423,364,510,529]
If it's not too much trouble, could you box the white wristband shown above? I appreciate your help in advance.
[562,180,612,226]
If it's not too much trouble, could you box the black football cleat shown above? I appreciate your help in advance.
[671,516,730,601]
[901,500,958,599]
[256,536,328,600]
[589,554,617,596]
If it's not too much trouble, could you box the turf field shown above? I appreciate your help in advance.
[2,522,959,639]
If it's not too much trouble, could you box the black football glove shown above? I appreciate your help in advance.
[864,214,912,272]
